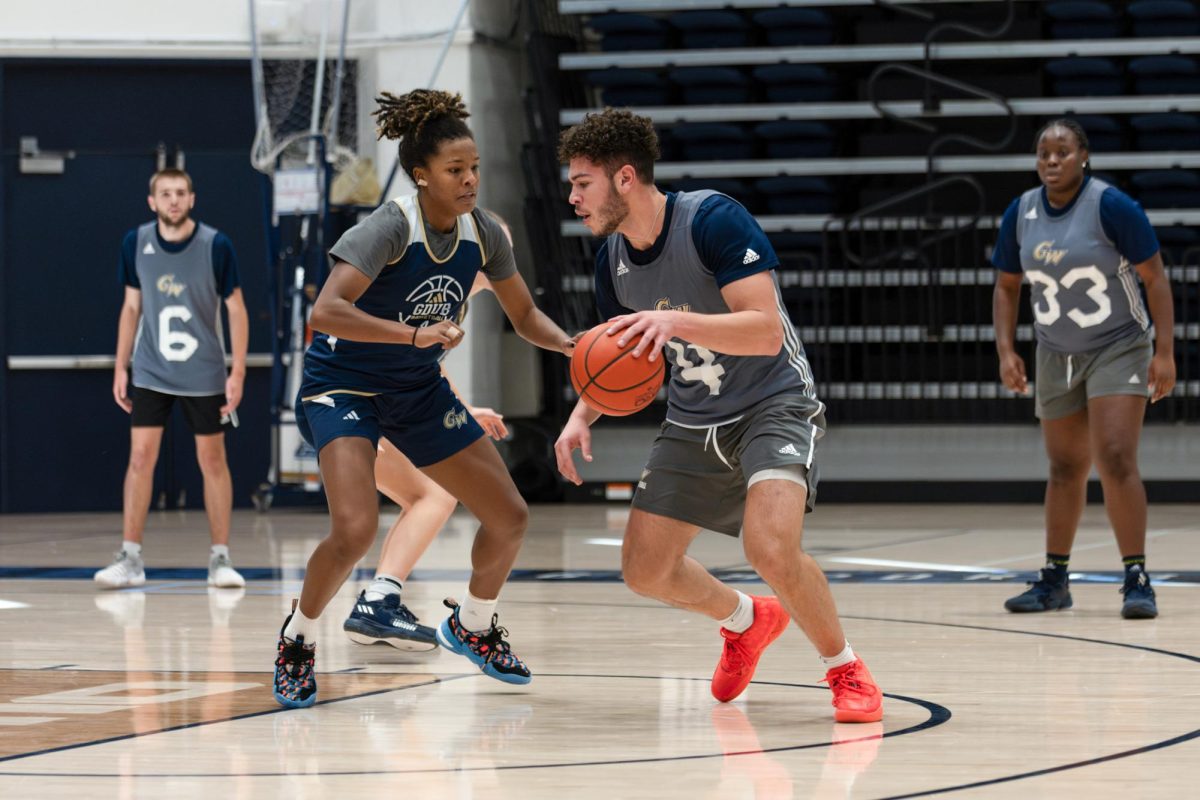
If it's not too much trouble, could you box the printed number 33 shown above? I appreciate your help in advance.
[1024,265,1112,328]
[665,341,725,395]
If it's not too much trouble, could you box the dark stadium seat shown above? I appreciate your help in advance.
[668,10,753,49]
[1131,113,1200,150]
[752,64,839,102]
[1045,1,1123,39]
[754,120,837,159]
[671,123,755,161]
[751,8,835,47]
[755,176,835,215]
[1068,114,1124,152]
[1128,55,1200,95]
[585,69,671,106]
[1129,169,1200,209]
[1128,0,1200,37]
[669,66,753,105]
[1044,57,1125,96]
[586,13,672,52]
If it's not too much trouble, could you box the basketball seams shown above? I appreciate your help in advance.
[570,324,665,416]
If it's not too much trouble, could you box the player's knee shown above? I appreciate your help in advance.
[328,512,377,557]
[1094,442,1138,482]
[488,495,529,537]
[127,446,158,475]
[621,547,669,596]
[1047,456,1088,484]
[195,448,228,477]
[743,533,797,583]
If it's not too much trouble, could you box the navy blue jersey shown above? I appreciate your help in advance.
[302,195,515,397]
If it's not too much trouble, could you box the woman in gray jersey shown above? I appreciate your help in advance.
[992,119,1176,619]
[556,108,882,723]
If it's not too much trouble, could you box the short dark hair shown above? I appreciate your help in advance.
[557,107,660,183]
[1033,118,1091,153]
[373,89,473,183]
[149,168,193,194]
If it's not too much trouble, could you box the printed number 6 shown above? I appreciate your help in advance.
[159,305,199,362]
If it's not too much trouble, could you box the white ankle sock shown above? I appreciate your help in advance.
[458,591,499,632]
[719,591,755,634]
[364,575,403,602]
[821,642,856,670]
[284,607,319,645]
[121,541,142,557]
[210,544,229,559]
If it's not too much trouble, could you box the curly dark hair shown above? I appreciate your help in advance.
[557,107,660,183]
[373,89,473,182]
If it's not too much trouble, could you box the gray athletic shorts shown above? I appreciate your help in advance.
[1035,329,1152,420]
[631,392,826,537]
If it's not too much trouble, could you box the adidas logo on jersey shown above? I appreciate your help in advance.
[142,241,156,255]
[778,443,802,456]
[743,248,760,265]
[343,411,361,421]
[1025,207,1038,220]
[1129,374,1141,384]
[617,260,630,276]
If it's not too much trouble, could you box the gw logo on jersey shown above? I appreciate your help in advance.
[443,408,468,430]
[401,275,465,324]
[1033,241,1069,267]
[155,274,186,297]
[654,297,691,313]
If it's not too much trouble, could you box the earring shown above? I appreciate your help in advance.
[417,178,428,187]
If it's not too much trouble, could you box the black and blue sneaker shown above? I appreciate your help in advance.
[1004,569,1073,613]
[436,598,531,685]
[343,591,438,651]
[1120,568,1158,619]
[273,608,317,709]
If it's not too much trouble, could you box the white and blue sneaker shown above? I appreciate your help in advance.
[436,598,531,685]
[343,591,438,651]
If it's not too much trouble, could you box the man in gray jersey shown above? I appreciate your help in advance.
[97,168,249,591]
[555,109,882,723]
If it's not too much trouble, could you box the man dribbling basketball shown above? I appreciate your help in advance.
[554,108,883,723]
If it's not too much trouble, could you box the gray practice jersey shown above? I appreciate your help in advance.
[1015,178,1151,353]
[131,222,228,395]
[605,190,821,427]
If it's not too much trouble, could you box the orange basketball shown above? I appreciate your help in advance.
[570,323,665,416]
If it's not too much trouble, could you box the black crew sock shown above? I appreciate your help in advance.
[1044,553,1070,583]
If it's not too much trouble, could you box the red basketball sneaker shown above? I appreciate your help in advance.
[711,595,790,702]
[823,658,883,723]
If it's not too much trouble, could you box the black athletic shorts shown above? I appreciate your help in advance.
[130,386,235,435]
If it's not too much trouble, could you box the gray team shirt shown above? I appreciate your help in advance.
[131,222,228,395]
[1016,178,1151,353]
[606,190,821,427]
[330,201,518,283]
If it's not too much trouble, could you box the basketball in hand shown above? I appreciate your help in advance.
[569,323,665,416]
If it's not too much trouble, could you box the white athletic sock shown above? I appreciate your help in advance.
[284,607,319,645]
[210,544,230,559]
[821,642,856,670]
[364,575,403,602]
[121,541,142,557]
[458,591,499,633]
[718,591,755,634]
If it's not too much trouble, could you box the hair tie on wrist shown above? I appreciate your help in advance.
[411,326,418,346]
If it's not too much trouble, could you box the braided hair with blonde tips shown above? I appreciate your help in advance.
[373,89,473,184]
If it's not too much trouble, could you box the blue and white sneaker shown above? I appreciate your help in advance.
[436,598,531,685]
[343,591,438,651]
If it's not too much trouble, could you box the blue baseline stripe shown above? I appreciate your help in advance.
[2,567,1199,584]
